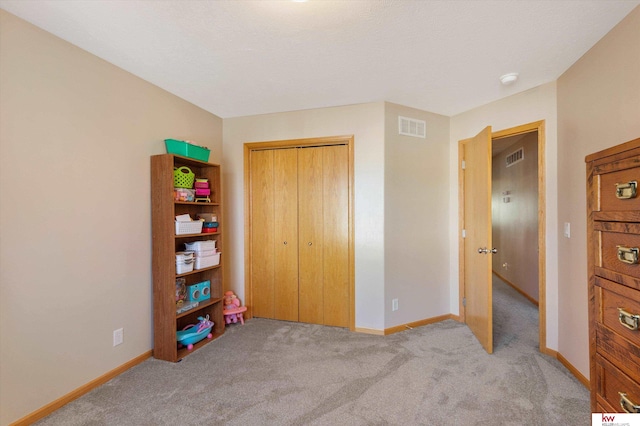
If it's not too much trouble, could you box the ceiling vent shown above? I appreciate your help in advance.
[506,147,524,167]
[398,116,426,138]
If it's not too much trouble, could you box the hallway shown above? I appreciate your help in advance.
[493,273,539,351]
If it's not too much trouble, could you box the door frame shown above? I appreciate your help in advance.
[458,120,547,353]
[243,135,356,330]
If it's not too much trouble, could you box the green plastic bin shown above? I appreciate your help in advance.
[165,139,210,162]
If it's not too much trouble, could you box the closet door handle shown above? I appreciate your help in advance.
[284,241,287,245]
[618,308,640,331]
[308,242,312,246]
[477,247,497,254]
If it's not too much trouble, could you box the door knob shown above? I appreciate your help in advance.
[477,247,498,254]
[308,242,313,246]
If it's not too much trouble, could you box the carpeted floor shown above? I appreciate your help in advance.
[36,276,589,425]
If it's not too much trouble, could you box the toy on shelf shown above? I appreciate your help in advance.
[223,291,247,325]
[197,213,218,233]
[194,178,211,203]
[175,278,186,307]
[176,315,214,351]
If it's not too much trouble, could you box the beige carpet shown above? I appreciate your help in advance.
[36,277,589,425]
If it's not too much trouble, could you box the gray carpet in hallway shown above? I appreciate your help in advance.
[36,278,589,425]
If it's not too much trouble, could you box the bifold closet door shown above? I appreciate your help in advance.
[250,149,276,318]
[321,145,349,327]
[298,147,324,323]
[298,145,349,327]
[273,149,299,321]
[250,144,349,327]
[249,148,298,320]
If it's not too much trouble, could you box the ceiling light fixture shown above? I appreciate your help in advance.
[500,73,519,85]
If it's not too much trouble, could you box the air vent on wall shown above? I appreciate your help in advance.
[506,147,524,167]
[398,116,426,138]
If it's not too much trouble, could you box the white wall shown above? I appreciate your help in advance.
[222,103,386,330]
[384,103,451,327]
[0,11,222,425]
[449,82,559,350]
[556,5,640,378]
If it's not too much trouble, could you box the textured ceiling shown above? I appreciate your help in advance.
[1,0,638,118]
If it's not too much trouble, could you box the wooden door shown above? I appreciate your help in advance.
[250,148,299,320]
[246,137,352,328]
[249,150,276,318]
[463,126,494,354]
[297,145,349,326]
[322,145,349,327]
[273,149,299,321]
[298,147,324,324]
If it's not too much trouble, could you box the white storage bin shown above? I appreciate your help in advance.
[192,248,217,257]
[194,252,221,270]
[176,258,194,274]
[175,221,203,235]
[175,251,195,262]
[185,240,216,252]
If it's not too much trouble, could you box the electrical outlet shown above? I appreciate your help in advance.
[113,328,123,346]
[392,298,399,312]
[564,222,571,238]
[502,262,509,270]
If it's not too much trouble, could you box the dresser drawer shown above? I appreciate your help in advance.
[596,354,640,413]
[600,168,640,212]
[596,323,640,381]
[596,277,640,345]
[600,230,640,279]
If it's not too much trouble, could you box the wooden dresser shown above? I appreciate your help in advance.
[586,137,640,413]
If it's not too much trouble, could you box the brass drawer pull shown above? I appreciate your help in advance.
[616,181,638,199]
[617,246,639,264]
[618,308,640,331]
[619,392,640,413]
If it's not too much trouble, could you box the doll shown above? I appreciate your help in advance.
[223,290,246,325]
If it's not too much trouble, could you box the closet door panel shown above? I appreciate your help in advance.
[250,150,275,318]
[298,147,324,324]
[274,148,299,321]
[322,145,350,327]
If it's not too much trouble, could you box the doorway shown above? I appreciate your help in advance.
[491,130,540,348]
[458,120,547,354]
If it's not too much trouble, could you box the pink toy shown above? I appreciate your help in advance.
[223,290,247,325]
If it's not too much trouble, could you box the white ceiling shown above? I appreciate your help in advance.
[1,0,638,119]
